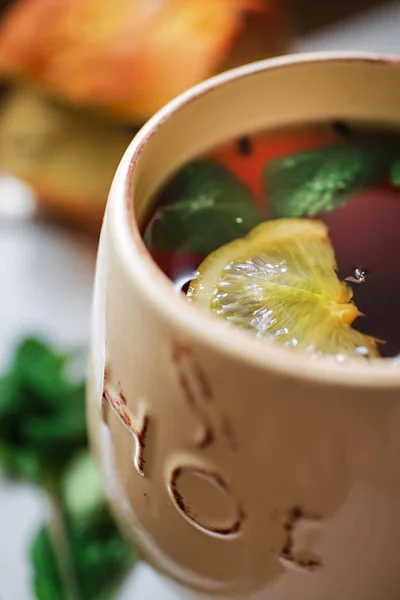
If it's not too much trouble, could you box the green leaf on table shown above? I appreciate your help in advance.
[0,337,87,481]
[69,515,134,600]
[31,520,133,600]
[63,453,135,599]
[13,338,68,398]
[0,441,41,480]
[1,338,137,599]
[265,140,400,219]
[145,160,263,255]
[0,373,24,416]
[31,526,65,600]
[31,453,135,600]
[62,451,105,522]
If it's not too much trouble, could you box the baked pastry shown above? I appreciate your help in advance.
[0,0,291,230]
[0,85,135,230]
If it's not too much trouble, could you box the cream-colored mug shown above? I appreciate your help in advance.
[88,53,400,600]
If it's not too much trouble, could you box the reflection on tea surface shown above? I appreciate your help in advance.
[143,122,400,360]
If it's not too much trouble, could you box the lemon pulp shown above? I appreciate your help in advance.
[187,219,380,359]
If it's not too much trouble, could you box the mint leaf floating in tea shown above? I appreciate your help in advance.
[265,140,399,219]
[0,337,87,481]
[145,160,263,255]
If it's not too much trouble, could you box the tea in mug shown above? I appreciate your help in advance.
[143,122,400,360]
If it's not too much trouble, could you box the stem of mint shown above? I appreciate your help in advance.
[45,476,82,600]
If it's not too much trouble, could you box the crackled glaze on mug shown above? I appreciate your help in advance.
[88,54,400,599]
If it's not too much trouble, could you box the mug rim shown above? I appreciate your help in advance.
[109,51,400,390]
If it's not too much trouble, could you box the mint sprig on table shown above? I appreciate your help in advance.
[145,160,263,255]
[0,338,86,480]
[264,139,400,219]
[0,338,136,600]
[32,452,133,600]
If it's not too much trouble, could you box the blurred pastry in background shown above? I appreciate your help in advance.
[0,0,292,232]
[0,86,135,231]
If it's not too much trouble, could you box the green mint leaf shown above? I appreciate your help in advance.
[62,455,136,599]
[31,455,135,600]
[265,140,399,219]
[69,518,134,600]
[23,412,86,445]
[31,526,66,600]
[14,338,71,403]
[0,442,41,480]
[0,337,86,481]
[390,160,400,187]
[3,337,138,599]
[0,373,24,417]
[145,160,263,255]
[62,452,106,523]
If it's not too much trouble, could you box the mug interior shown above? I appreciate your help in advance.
[111,52,400,387]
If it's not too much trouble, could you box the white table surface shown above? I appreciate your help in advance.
[1,3,400,598]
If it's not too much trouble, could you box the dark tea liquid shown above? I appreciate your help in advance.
[143,122,400,359]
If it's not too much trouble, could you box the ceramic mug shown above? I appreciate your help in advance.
[88,53,400,600]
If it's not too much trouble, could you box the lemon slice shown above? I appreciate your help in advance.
[187,219,380,359]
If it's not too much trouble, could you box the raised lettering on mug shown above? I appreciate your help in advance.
[168,465,245,539]
[102,385,149,477]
